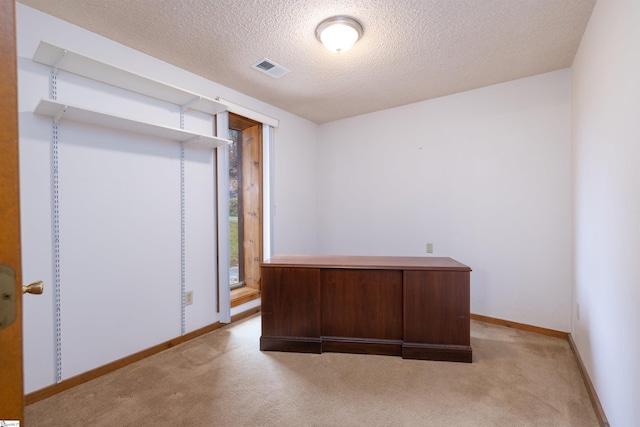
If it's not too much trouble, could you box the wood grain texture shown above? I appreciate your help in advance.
[0,0,24,421]
[321,269,402,340]
[259,336,322,354]
[241,124,262,290]
[263,254,471,271]
[403,270,470,345]
[261,257,472,362]
[402,342,472,362]
[230,286,260,308]
[260,267,320,338]
[321,337,402,356]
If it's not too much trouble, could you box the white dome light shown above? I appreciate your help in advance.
[316,16,363,54]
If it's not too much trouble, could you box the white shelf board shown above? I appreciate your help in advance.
[33,40,227,116]
[34,98,231,148]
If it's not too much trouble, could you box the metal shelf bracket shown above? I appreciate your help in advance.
[53,105,67,124]
[52,49,68,73]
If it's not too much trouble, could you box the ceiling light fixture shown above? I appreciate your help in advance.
[316,16,363,54]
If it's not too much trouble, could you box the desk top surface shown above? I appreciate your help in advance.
[262,255,471,271]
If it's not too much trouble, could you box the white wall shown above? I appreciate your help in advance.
[572,1,640,425]
[318,70,572,332]
[270,115,319,255]
[17,4,318,393]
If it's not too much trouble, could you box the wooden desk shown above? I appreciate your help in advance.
[260,255,472,362]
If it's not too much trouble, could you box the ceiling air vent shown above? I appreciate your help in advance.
[251,58,290,79]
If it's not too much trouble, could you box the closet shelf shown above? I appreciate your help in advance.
[34,98,231,148]
[33,40,227,116]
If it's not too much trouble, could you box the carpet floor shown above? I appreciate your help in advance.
[26,314,598,426]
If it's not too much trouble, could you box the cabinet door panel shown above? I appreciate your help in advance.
[261,267,320,338]
[403,270,470,345]
[321,269,403,340]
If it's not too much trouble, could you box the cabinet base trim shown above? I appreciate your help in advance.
[402,342,473,363]
[260,336,472,362]
[322,336,403,356]
[260,336,322,353]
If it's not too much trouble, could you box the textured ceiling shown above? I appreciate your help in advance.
[19,0,596,124]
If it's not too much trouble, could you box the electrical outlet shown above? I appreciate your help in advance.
[426,243,433,254]
[185,290,193,306]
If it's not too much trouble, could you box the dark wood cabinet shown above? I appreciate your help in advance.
[321,269,403,356]
[402,270,471,361]
[260,267,321,353]
[260,255,472,362]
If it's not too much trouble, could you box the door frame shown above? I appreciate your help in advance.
[0,0,24,423]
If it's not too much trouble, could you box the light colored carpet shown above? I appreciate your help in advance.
[26,315,598,426]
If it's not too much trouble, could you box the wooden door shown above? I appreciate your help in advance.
[0,0,24,423]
